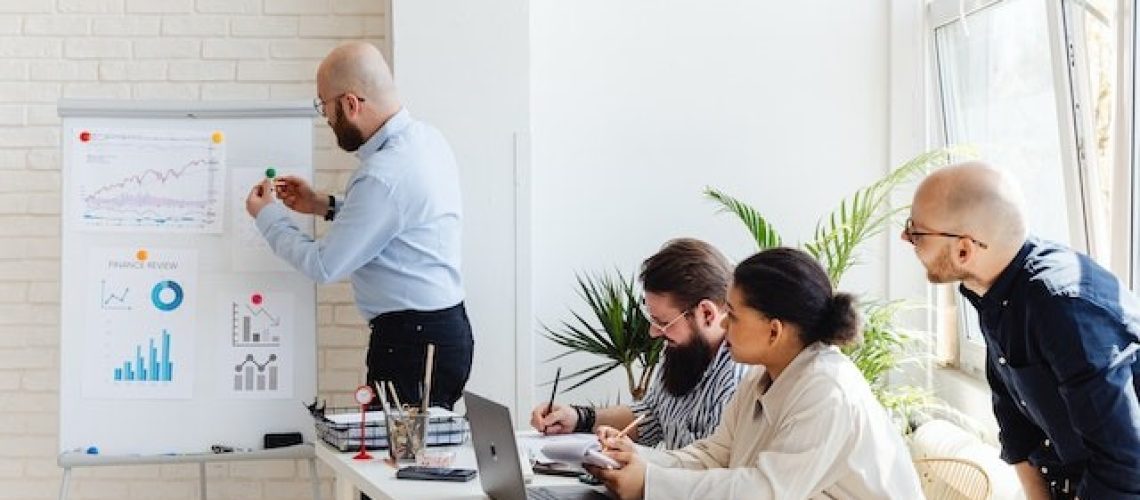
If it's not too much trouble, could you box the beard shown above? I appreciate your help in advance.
[331,101,367,152]
[925,244,971,283]
[659,327,717,397]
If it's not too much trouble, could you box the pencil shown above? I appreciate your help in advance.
[422,344,435,413]
[603,414,646,451]
[387,381,404,415]
[616,414,645,439]
[373,381,388,410]
[542,367,561,431]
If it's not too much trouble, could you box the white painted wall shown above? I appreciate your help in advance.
[390,0,898,415]
[391,0,531,419]
[530,1,893,406]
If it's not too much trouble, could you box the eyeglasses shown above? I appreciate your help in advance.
[903,217,989,249]
[313,93,366,117]
[639,298,692,332]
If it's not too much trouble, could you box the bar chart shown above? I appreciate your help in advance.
[112,329,174,382]
[234,353,278,392]
[231,299,282,348]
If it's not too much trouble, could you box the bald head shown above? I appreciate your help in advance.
[913,162,1027,250]
[317,41,399,112]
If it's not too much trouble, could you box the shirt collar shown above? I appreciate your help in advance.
[354,107,411,161]
[959,238,1036,310]
[754,342,833,420]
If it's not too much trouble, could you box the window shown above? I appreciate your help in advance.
[1061,0,1121,267]
[934,0,1073,246]
[929,0,1131,376]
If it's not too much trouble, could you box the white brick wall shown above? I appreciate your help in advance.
[0,1,388,497]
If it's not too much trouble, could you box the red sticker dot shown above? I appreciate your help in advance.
[79,131,91,142]
[251,294,263,305]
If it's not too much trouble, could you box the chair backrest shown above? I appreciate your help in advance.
[913,457,992,500]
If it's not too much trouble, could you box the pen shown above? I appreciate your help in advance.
[542,367,561,432]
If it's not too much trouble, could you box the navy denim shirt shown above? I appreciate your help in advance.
[960,238,1140,498]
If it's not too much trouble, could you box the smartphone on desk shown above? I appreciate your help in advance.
[395,466,477,482]
[532,461,585,477]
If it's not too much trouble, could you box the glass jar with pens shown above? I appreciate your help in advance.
[376,380,429,462]
[377,343,438,463]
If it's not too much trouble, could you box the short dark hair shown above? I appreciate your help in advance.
[639,238,732,308]
[732,247,860,346]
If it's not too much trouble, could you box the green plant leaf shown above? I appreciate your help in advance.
[704,187,783,249]
[701,147,981,433]
[805,147,960,283]
[540,269,662,400]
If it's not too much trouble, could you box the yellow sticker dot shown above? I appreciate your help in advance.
[136,249,148,261]
[211,131,224,144]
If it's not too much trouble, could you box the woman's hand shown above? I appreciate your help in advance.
[585,435,645,500]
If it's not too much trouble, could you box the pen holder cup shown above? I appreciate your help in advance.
[384,409,428,462]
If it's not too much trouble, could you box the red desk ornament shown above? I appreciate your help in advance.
[352,384,375,460]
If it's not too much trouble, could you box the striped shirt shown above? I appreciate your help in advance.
[629,341,747,450]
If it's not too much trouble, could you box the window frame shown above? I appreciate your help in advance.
[926,0,1134,376]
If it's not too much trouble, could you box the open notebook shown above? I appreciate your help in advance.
[534,434,621,469]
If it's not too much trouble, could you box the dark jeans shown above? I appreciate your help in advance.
[365,302,474,411]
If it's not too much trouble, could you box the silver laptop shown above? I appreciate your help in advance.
[464,391,611,500]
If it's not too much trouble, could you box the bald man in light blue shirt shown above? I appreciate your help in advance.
[246,41,472,409]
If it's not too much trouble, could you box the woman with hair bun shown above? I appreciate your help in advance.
[588,248,923,500]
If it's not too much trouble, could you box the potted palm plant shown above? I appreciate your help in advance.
[705,148,960,430]
[541,271,663,401]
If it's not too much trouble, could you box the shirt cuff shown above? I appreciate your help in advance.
[254,202,290,236]
[997,438,1038,465]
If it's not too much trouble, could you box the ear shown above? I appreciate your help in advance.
[767,318,783,345]
[345,94,364,116]
[954,238,974,264]
[696,299,719,327]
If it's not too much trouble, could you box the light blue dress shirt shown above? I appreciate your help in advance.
[255,108,464,320]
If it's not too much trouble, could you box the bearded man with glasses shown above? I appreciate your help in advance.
[530,238,747,450]
[904,162,1140,500]
[245,42,473,413]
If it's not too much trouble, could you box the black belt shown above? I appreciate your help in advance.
[367,302,468,342]
[369,302,465,326]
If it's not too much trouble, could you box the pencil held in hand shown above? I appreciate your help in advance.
[603,414,645,451]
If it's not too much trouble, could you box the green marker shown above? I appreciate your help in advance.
[265,167,277,179]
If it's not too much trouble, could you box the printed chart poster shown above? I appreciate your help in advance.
[222,291,295,399]
[229,167,307,272]
[72,128,226,233]
[84,247,198,399]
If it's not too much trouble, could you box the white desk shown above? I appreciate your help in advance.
[59,444,320,500]
[315,436,589,500]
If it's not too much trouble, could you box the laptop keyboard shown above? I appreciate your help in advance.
[526,488,563,500]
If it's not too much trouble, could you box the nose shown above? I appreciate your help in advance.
[648,326,665,339]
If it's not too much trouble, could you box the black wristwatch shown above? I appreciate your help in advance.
[323,194,336,221]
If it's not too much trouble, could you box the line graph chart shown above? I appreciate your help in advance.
[100,279,131,311]
[73,129,226,233]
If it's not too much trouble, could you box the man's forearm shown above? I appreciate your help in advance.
[595,406,638,440]
[1015,461,1051,500]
